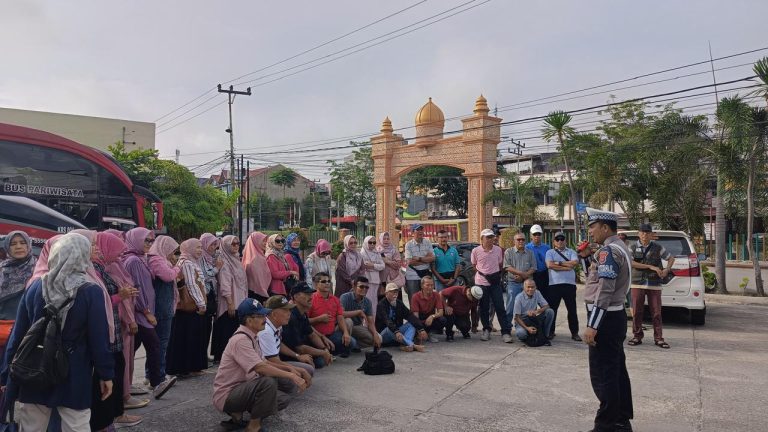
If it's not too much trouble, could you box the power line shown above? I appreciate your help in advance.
[152,0,428,123]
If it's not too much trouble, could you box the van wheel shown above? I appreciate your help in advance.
[690,309,706,325]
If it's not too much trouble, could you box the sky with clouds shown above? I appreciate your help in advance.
[2,0,767,181]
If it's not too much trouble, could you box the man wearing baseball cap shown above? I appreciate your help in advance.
[212,299,307,431]
[471,229,513,343]
[375,283,427,352]
[582,207,634,432]
[404,224,435,302]
[441,285,483,340]
[526,224,551,299]
[545,231,581,341]
[258,295,316,379]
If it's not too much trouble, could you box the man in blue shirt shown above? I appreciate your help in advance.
[545,231,581,341]
[513,279,554,344]
[525,224,550,301]
[431,230,461,292]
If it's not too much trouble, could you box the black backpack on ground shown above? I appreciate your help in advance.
[10,297,76,389]
[524,314,549,347]
[357,347,395,375]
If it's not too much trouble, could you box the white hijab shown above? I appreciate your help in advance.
[41,233,92,326]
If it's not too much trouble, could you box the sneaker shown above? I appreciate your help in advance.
[124,397,150,409]
[462,332,471,339]
[152,376,177,400]
[502,334,514,344]
[130,385,149,396]
[571,334,583,342]
[428,335,439,343]
[480,329,490,341]
[114,414,143,429]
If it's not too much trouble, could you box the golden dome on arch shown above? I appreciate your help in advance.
[474,94,490,115]
[380,116,393,133]
[414,97,445,126]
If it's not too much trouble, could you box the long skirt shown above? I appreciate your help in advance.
[90,351,125,430]
[166,311,208,376]
[211,313,239,362]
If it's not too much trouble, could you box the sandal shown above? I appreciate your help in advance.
[124,397,150,409]
[627,338,642,346]
[655,340,670,349]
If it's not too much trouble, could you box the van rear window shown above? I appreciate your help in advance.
[623,236,691,256]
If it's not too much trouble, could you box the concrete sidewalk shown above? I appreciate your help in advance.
[128,294,768,432]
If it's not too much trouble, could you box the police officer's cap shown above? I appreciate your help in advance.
[586,207,618,226]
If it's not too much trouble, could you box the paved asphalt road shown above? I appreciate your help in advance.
[128,294,767,432]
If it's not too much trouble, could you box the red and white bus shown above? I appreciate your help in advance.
[0,122,164,239]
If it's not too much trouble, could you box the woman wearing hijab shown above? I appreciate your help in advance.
[91,232,142,430]
[284,233,306,282]
[166,238,208,377]
[0,231,37,356]
[378,232,403,298]
[265,234,299,296]
[305,239,333,290]
[335,235,363,297]
[122,227,177,399]
[2,233,113,431]
[147,235,180,382]
[211,235,247,361]
[360,235,386,311]
[241,232,271,302]
[199,233,222,361]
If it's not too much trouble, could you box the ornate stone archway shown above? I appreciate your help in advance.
[372,95,501,243]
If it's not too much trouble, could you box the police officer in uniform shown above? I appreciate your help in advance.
[582,208,633,432]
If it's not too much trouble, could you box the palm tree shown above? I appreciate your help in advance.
[542,111,578,239]
[750,56,768,105]
[269,166,298,199]
[716,97,767,296]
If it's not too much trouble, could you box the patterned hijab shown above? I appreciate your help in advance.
[285,233,300,254]
[41,233,93,326]
[0,231,36,297]
[265,234,289,270]
[200,233,219,266]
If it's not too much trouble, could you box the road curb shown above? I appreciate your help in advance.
[704,293,768,306]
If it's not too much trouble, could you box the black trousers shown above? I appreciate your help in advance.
[588,309,633,431]
[446,314,470,336]
[418,313,450,335]
[547,283,580,335]
[134,325,163,387]
[532,271,549,293]
[90,351,125,430]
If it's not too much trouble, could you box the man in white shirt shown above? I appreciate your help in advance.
[258,296,315,380]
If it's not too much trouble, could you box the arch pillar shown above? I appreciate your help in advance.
[466,174,495,243]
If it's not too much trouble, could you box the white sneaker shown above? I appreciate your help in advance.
[153,376,177,400]
[480,329,490,341]
[502,334,514,344]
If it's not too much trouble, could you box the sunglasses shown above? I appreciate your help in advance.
[357,285,370,290]
[144,238,155,244]
[532,233,542,236]
[515,238,525,241]
[232,242,240,246]
[274,239,285,244]
[555,238,565,242]
[317,279,331,284]
[368,241,376,245]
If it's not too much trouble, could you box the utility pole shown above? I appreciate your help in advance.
[503,137,526,228]
[708,42,728,293]
[246,160,251,239]
[218,84,251,237]
[175,149,180,164]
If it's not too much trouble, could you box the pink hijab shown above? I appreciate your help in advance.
[94,232,127,268]
[27,234,63,287]
[124,227,151,255]
[75,232,116,343]
[104,229,126,240]
[315,239,331,255]
[242,232,271,298]
[200,233,219,266]
[149,235,179,258]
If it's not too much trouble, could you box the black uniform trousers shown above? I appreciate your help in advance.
[588,309,633,431]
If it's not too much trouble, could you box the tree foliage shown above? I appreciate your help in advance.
[109,142,235,239]
[268,167,298,199]
[327,142,375,221]
[401,166,468,218]
[483,174,548,225]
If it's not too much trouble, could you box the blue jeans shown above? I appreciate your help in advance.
[505,280,524,321]
[515,308,555,340]
[327,329,358,356]
[380,322,417,347]
[154,316,173,377]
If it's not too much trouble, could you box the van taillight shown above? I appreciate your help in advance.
[671,253,700,277]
